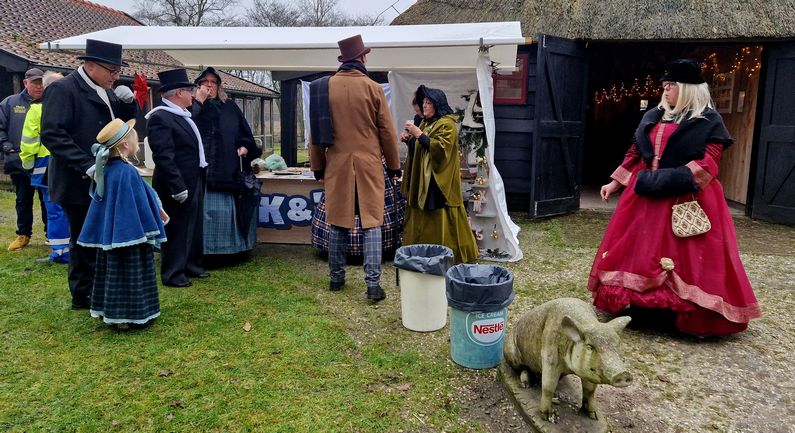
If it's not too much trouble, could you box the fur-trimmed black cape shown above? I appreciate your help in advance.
[633,107,733,169]
[631,107,733,198]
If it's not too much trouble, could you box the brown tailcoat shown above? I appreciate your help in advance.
[309,70,399,229]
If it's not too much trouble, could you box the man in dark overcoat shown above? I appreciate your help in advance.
[41,39,137,310]
[145,68,208,287]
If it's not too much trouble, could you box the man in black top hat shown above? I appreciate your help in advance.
[145,68,209,287]
[1,68,48,252]
[41,39,137,310]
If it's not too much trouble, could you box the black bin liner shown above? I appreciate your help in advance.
[446,264,515,313]
[394,244,454,277]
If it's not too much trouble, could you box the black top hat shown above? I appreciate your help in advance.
[157,68,196,93]
[337,34,371,63]
[77,39,129,67]
[195,67,222,85]
[659,59,705,84]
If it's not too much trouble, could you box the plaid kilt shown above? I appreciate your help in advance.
[90,244,160,325]
[311,167,406,256]
[203,189,257,255]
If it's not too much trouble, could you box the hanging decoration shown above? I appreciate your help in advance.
[593,46,763,106]
[133,73,149,110]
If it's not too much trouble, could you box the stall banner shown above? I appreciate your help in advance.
[258,189,324,229]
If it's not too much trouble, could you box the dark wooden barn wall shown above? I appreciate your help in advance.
[493,45,537,212]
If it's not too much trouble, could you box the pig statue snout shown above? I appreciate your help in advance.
[503,298,633,422]
[610,371,632,388]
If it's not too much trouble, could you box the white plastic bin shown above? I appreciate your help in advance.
[399,269,448,331]
[394,244,454,332]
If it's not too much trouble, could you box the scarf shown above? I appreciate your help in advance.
[77,66,114,119]
[145,99,208,168]
[309,60,370,149]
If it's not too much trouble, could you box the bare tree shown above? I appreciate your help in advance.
[247,0,384,27]
[133,0,241,26]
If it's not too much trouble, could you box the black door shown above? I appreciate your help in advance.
[751,43,795,225]
[530,35,588,217]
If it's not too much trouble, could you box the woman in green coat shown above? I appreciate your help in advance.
[401,85,478,263]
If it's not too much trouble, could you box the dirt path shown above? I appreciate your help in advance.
[455,212,795,433]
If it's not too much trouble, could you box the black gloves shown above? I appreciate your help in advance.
[634,167,698,198]
[417,134,430,150]
[386,167,402,179]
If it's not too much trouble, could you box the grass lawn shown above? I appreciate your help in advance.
[2,188,794,432]
[0,190,476,432]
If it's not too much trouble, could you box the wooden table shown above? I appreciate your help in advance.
[139,166,322,245]
[255,169,323,244]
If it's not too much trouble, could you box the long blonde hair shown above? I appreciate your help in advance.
[657,82,713,123]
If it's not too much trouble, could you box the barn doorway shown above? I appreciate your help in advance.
[582,42,763,208]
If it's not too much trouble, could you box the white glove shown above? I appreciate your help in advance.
[172,190,188,203]
[114,85,134,103]
[86,164,96,179]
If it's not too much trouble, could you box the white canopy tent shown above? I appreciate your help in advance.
[42,22,525,261]
[40,22,525,72]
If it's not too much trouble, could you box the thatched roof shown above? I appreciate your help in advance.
[392,0,795,40]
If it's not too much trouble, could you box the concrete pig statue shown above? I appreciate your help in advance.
[503,298,632,421]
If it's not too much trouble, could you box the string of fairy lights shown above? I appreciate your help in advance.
[593,46,763,105]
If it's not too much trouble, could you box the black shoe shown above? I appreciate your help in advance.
[71,301,90,310]
[164,280,192,288]
[329,280,345,291]
[188,272,210,279]
[366,286,386,302]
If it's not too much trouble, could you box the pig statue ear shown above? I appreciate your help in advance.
[561,315,584,342]
[608,316,632,333]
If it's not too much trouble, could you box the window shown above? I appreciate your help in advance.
[493,52,529,105]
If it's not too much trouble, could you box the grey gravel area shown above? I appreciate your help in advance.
[301,210,795,433]
[491,212,795,433]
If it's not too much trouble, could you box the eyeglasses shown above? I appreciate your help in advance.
[662,81,679,89]
[96,63,122,76]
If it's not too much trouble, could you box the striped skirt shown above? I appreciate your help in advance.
[90,244,160,325]
[203,189,256,255]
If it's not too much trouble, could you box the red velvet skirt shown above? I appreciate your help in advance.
[588,179,761,336]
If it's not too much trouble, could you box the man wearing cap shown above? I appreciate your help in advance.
[145,68,208,288]
[0,67,48,251]
[308,34,401,302]
[41,39,137,310]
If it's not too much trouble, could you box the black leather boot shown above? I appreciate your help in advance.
[366,286,386,302]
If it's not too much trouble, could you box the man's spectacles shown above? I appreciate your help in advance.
[97,63,122,75]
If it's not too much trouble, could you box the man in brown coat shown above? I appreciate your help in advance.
[309,34,400,302]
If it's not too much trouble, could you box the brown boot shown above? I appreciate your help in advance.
[8,235,31,251]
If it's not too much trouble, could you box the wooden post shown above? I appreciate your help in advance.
[280,79,298,167]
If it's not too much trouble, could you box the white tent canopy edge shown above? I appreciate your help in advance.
[40,22,525,72]
[41,22,525,261]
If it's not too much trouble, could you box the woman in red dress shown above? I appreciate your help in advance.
[589,59,761,336]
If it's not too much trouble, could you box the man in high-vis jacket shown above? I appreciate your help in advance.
[0,68,47,251]
[19,71,69,264]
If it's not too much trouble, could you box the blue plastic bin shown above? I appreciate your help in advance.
[446,264,514,369]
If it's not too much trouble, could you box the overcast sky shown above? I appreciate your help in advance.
[90,0,417,24]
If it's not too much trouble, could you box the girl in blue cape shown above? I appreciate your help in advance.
[78,119,168,329]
